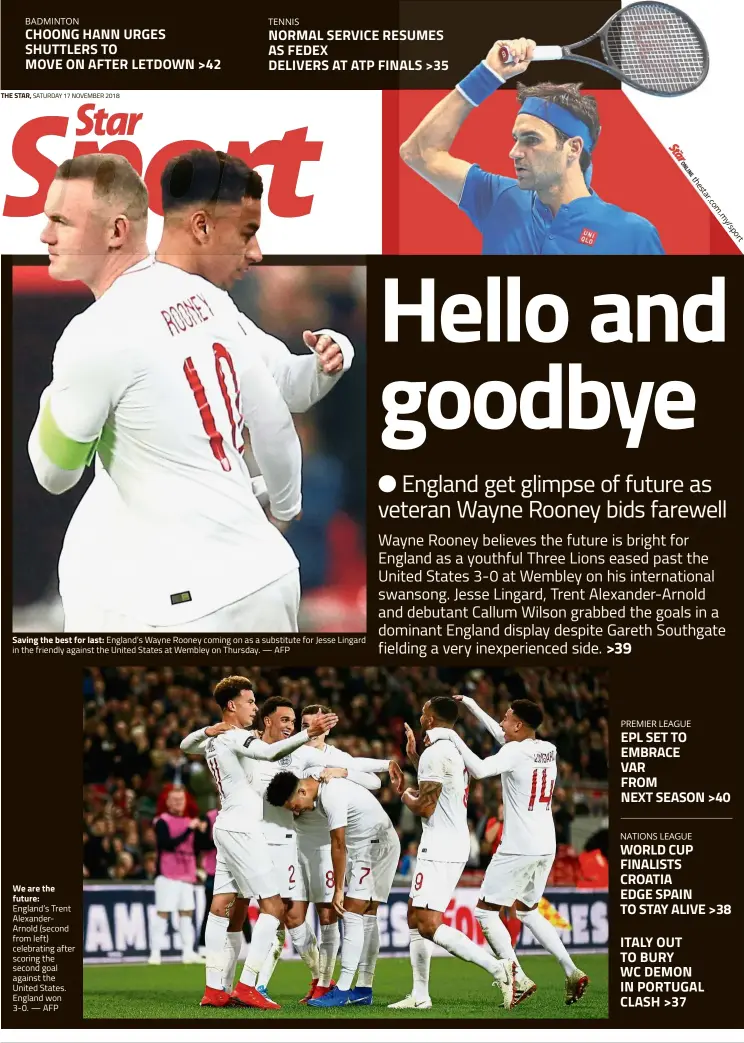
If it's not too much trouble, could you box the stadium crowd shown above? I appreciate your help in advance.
[83,665,609,885]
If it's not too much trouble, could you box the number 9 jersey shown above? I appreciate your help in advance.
[32,257,301,626]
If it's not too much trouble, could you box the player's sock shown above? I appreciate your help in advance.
[432,924,503,977]
[506,915,522,949]
[288,922,320,979]
[179,914,196,958]
[336,912,364,990]
[205,913,229,990]
[239,913,281,987]
[517,908,578,975]
[223,932,242,991]
[356,914,380,988]
[149,915,167,960]
[475,909,523,973]
[318,922,340,986]
[409,928,432,1002]
[258,926,285,988]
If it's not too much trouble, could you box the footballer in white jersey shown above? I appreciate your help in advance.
[387,696,515,1013]
[178,675,338,1011]
[266,768,400,1008]
[29,151,354,634]
[431,696,589,1008]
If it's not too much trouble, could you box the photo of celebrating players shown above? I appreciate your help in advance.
[13,151,366,634]
[83,665,609,1019]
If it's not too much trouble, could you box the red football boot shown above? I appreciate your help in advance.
[299,978,319,1004]
[308,981,337,1001]
[230,982,281,1010]
[200,986,233,1007]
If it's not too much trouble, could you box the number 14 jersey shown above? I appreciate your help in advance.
[495,739,558,856]
[49,258,300,624]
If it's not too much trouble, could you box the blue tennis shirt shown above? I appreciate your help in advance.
[459,164,665,255]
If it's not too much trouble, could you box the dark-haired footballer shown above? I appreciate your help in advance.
[29,149,354,633]
[265,762,400,1008]
[387,696,516,1011]
[400,38,663,255]
[430,697,590,1008]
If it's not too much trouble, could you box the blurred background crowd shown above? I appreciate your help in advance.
[83,665,609,889]
[13,264,366,632]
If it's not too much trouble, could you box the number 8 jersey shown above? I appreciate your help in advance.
[31,257,301,625]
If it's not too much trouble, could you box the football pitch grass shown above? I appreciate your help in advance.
[84,953,608,1020]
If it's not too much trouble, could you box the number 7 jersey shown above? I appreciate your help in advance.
[46,257,300,624]
[496,739,558,856]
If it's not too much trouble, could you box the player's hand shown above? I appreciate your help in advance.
[266,511,295,534]
[205,721,237,737]
[303,330,345,375]
[389,760,405,795]
[452,694,463,702]
[404,723,418,761]
[319,767,348,782]
[306,712,339,738]
[332,888,345,917]
[485,38,535,79]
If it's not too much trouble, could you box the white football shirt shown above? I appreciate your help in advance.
[314,777,392,851]
[416,738,470,863]
[37,257,303,624]
[252,743,357,843]
[488,739,558,856]
[293,745,380,846]
[432,729,558,857]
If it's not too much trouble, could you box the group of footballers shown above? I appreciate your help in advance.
[162,674,588,1011]
[29,149,353,633]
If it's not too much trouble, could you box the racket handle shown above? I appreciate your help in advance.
[498,44,563,64]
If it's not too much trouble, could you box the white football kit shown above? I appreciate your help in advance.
[180,726,312,900]
[28,257,353,632]
[307,777,400,902]
[409,738,470,912]
[181,730,387,901]
[431,714,558,907]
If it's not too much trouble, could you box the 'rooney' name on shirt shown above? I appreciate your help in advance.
[161,294,214,336]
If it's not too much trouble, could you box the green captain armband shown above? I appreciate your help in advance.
[38,400,99,470]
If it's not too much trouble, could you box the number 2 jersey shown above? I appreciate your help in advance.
[33,257,302,625]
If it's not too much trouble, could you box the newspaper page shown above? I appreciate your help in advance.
[1,1,741,1041]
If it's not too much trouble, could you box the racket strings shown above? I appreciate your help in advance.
[605,2,706,93]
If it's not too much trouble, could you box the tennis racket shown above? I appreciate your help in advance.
[499,2,708,97]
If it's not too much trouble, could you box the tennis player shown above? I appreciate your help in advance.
[400,37,664,255]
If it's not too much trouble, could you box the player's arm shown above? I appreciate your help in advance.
[399,39,535,203]
[250,320,355,412]
[239,712,339,762]
[155,818,196,850]
[455,694,506,744]
[28,323,128,494]
[427,726,511,780]
[403,723,420,769]
[329,826,347,917]
[401,779,442,819]
[300,750,383,792]
[179,721,236,754]
[238,350,304,523]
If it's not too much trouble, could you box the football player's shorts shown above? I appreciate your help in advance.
[154,876,196,912]
[269,840,307,901]
[479,852,554,907]
[409,857,466,912]
[212,827,277,899]
[345,826,401,902]
[298,842,336,904]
